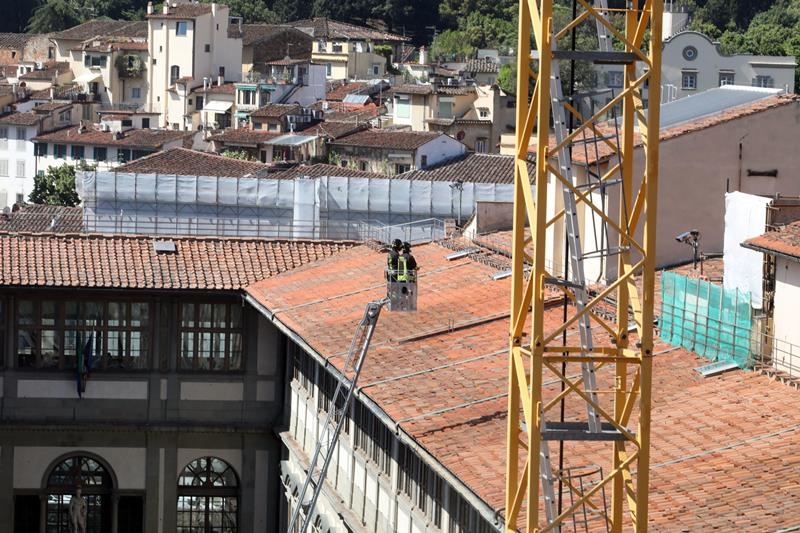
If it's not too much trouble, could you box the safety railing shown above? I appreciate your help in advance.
[357,218,447,245]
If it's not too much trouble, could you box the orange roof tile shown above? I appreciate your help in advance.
[0,232,355,291]
[246,240,800,530]
[743,221,800,260]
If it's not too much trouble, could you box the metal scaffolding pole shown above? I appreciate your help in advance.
[506,1,663,531]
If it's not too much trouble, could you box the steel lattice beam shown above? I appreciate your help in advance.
[506,1,662,531]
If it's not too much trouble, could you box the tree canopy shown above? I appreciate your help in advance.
[29,164,81,207]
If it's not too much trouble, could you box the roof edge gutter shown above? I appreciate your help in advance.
[243,291,505,531]
[741,242,800,264]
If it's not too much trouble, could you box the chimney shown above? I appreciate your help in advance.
[217,75,223,86]
[203,76,209,90]
[419,46,427,65]
[162,3,169,14]
[50,86,55,99]
[146,1,153,14]
[211,2,217,16]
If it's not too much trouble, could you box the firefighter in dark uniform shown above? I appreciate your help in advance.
[387,239,402,281]
[398,241,418,282]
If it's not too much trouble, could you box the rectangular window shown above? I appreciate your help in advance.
[117,149,131,163]
[121,119,133,127]
[681,71,697,90]
[372,63,380,76]
[131,87,141,99]
[71,145,84,160]
[16,127,26,141]
[719,72,735,86]
[475,137,488,153]
[0,160,7,176]
[195,96,204,110]
[54,144,67,159]
[606,70,624,88]
[82,105,92,121]
[176,21,188,36]
[94,146,107,161]
[332,41,343,53]
[16,160,25,177]
[395,163,411,174]
[131,149,152,160]
[438,100,454,119]
[752,75,774,88]
[394,96,410,119]
[85,55,107,67]
[179,302,243,371]
[325,63,332,77]
[141,118,150,129]
[16,300,150,370]
[316,39,326,52]
[420,155,428,168]
[0,127,6,139]
[204,44,210,52]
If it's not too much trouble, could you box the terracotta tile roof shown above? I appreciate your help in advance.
[0,205,83,233]
[32,101,73,113]
[464,57,499,74]
[73,38,148,52]
[246,242,800,531]
[238,23,283,46]
[51,20,147,41]
[115,147,268,177]
[305,121,368,140]
[250,103,303,118]
[322,105,381,123]
[0,232,355,291]
[0,111,44,126]
[396,153,531,184]
[531,94,800,165]
[30,84,79,100]
[288,17,409,42]
[19,61,71,81]
[742,221,800,261]
[33,126,192,148]
[331,129,444,150]
[390,83,475,96]
[0,33,31,50]
[189,82,237,95]
[147,3,213,19]
[262,163,388,180]
[326,81,367,101]
[211,128,280,146]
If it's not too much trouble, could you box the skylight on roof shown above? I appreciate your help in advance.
[153,240,176,253]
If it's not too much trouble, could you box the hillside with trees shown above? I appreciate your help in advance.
[5,0,800,90]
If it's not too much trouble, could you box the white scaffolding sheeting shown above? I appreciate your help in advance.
[79,170,515,240]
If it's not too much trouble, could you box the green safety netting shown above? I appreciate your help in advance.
[660,272,753,368]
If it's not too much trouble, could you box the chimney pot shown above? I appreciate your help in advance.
[162,3,169,14]
[146,1,153,14]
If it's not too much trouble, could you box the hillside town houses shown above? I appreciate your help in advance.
[2,2,800,533]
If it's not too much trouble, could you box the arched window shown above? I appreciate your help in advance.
[45,455,113,533]
[170,65,180,85]
[177,457,239,533]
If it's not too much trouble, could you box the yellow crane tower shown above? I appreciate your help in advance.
[506,0,662,531]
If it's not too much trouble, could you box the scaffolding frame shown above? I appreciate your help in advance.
[506,1,662,531]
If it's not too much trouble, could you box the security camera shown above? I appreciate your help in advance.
[675,229,699,243]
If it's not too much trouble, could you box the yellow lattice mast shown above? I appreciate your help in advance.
[506,0,662,531]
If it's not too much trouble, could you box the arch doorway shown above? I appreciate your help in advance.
[177,457,239,533]
[45,455,114,533]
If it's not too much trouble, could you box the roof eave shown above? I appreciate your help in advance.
[741,241,800,264]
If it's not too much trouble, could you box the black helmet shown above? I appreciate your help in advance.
[402,241,411,252]
[392,239,403,250]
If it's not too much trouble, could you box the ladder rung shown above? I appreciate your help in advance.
[580,246,629,259]
[544,276,585,290]
[542,422,632,441]
[575,178,622,190]
[552,50,638,64]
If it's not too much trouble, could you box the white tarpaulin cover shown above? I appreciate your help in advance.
[723,191,771,309]
[202,100,233,113]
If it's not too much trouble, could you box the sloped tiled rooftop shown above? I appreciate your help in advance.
[246,238,800,530]
[0,232,355,291]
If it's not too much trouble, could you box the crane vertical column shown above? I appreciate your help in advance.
[506,1,662,531]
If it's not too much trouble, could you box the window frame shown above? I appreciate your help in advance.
[71,145,85,160]
[176,21,188,36]
[54,144,67,159]
[94,146,107,161]
[15,298,153,371]
[719,71,735,86]
[177,457,239,533]
[178,301,244,372]
[681,71,698,90]
[131,87,141,99]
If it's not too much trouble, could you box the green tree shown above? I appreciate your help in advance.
[221,149,254,160]
[430,29,474,62]
[214,0,278,23]
[29,164,80,207]
[497,63,517,94]
[27,0,86,32]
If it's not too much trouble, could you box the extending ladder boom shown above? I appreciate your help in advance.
[287,298,388,533]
